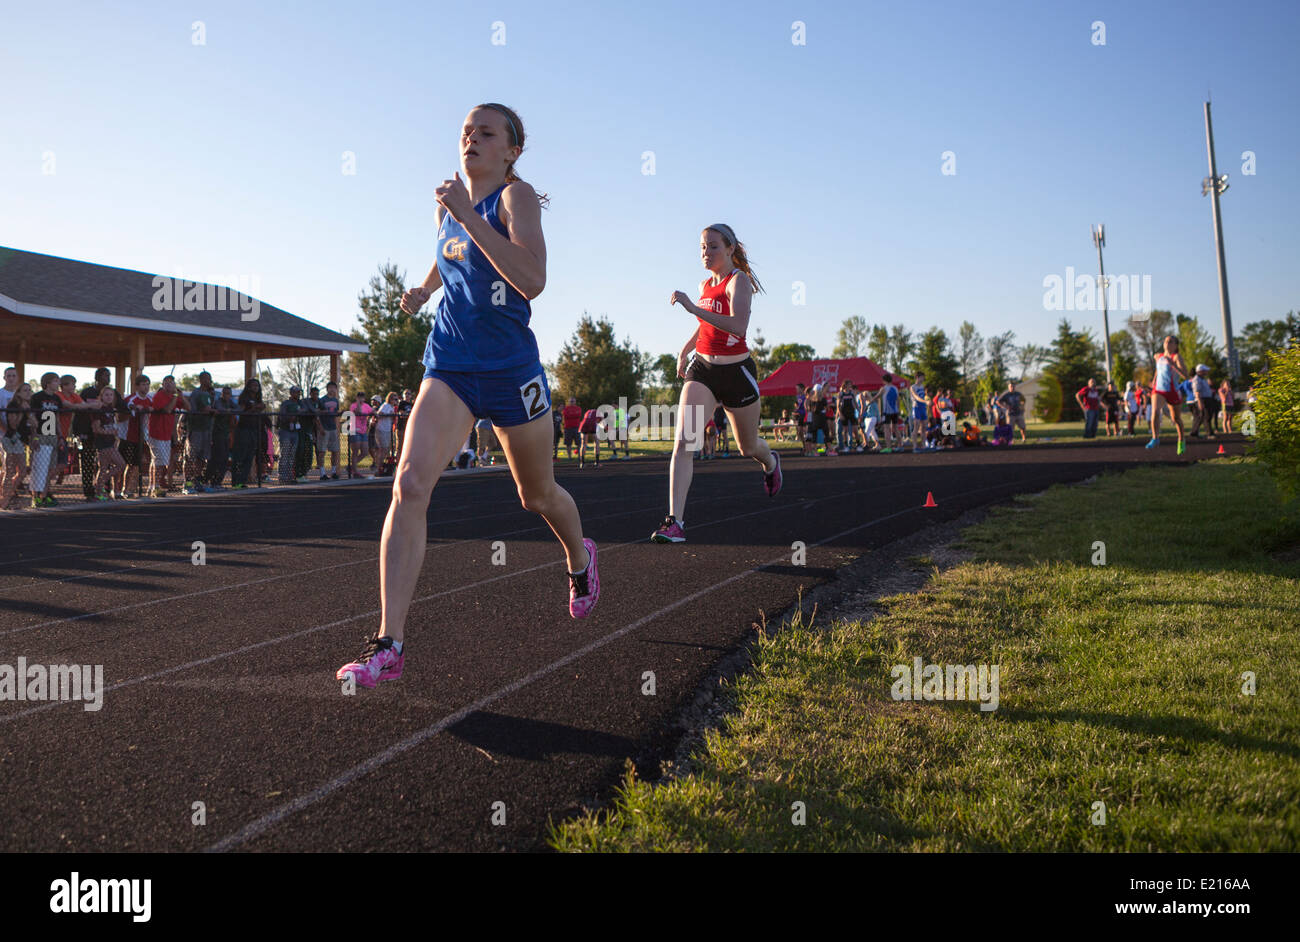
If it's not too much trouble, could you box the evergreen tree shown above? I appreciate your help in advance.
[553,313,645,411]
[1036,319,1101,421]
[346,262,434,401]
[749,330,774,376]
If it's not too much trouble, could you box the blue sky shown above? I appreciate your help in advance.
[3,0,1297,384]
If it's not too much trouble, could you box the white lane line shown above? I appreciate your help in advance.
[0,493,633,598]
[0,480,884,720]
[203,497,943,853]
[0,476,811,639]
[203,472,1063,851]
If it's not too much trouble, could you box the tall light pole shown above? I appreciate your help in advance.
[1202,101,1238,378]
[1092,224,1113,382]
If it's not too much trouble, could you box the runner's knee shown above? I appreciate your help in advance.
[392,463,434,508]
[518,481,556,515]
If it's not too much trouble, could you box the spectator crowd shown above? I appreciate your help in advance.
[0,365,418,511]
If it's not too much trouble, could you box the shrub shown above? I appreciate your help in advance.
[1251,342,1300,500]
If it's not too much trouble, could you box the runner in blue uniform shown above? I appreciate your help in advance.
[338,103,600,689]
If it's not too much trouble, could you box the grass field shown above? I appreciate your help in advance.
[549,458,1300,852]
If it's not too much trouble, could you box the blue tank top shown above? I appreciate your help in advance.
[883,384,899,413]
[421,185,540,372]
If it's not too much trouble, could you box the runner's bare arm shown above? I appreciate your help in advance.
[452,180,546,299]
[403,208,446,315]
[672,276,752,338]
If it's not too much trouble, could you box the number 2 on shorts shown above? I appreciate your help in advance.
[519,374,549,420]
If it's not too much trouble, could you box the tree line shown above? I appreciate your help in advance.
[339,263,1296,424]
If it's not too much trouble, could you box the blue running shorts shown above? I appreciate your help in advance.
[423,360,552,428]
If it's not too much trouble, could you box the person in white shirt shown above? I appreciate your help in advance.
[0,366,17,411]
[375,392,398,466]
[1189,365,1216,438]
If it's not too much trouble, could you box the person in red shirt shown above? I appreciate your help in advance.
[578,406,603,469]
[123,375,154,496]
[147,375,180,495]
[561,396,582,459]
[653,224,780,544]
[54,375,84,485]
[1075,378,1102,439]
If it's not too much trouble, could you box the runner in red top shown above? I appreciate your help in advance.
[561,397,583,458]
[652,224,781,544]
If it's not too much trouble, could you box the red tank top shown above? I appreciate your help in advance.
[695,270,747,356]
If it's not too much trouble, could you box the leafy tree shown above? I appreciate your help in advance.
[956,320,983,409]
[553,313,645,410]
[764,341,816,419]
[1035,319,1101,421]
[257,367,288,407]
[1012,342,1046,383]
[974,330,1015,419]
[1251,342,1300,501]
[867,323,890,365]
[1176,314,1224,383]
[831,316,870,359]
[769,342,817,365]
[346,261,434,402]
[1238,313,1300,380]
[984,331,1015,379]
[1108,330,1139,388]
[276,356,330,395]
[1126,309,1175,361]
[909,327,961,396]
[887,324,914,374]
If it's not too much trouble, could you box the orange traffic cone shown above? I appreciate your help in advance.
[923,491,938,508]
[1217,444,1226,455]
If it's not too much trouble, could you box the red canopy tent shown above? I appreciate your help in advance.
[758,357,909,396]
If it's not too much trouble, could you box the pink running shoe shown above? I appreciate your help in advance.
[651,515,686,543]
[764,451,783,497]
[569,538,600,618]
[336,634,404,688]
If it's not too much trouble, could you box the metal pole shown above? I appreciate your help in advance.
[1204,102,1238,378]
[1093,225,1113,382]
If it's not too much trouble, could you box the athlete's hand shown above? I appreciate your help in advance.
[677,354,690,379]
[435,172,473,222]
[670,290,694,311]
[401,285,432,315]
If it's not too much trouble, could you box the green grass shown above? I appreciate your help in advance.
[549,458,1300,851]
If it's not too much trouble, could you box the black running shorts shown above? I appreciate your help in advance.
[684,355,761,409]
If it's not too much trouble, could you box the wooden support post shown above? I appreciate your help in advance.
[330,354,340,386]
[245,346,257,383]
[131,335,146,387]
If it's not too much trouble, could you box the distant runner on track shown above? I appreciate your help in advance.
[337,103,600,689]
[1146,334,1189,456]
[651,224,781,544]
